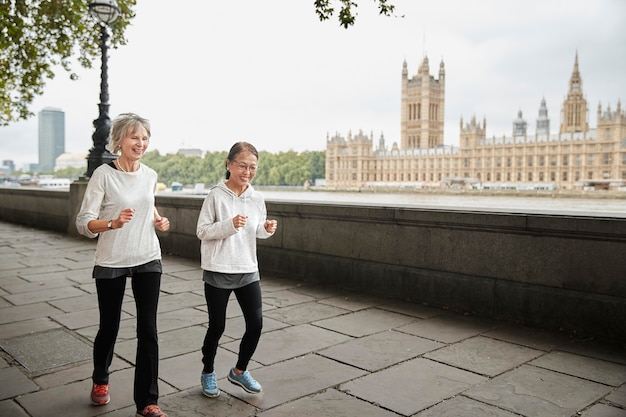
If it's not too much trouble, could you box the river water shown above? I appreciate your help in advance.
[258,189,626,218]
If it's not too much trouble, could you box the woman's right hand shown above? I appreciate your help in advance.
[232,214,248,229]
[115,208,135,228]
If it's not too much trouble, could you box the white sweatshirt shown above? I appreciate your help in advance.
[196,180,273,273]
[76,163,161,268]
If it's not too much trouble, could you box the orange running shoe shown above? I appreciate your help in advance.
[90,383,110,405]
[136,404,167,417]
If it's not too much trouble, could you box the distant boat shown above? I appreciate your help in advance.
[38,177,71,189]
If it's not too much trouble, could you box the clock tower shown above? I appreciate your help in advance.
[560,52,589,134]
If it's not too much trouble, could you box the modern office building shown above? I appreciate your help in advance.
[38,107,65,172]
[325,53,626,191]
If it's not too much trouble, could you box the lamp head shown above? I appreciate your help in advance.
[89,0,121,25]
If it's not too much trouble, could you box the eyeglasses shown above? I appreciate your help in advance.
[232,161,258,173]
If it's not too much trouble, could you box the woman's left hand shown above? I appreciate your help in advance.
[155,216,170,232]
[264,219,277,234]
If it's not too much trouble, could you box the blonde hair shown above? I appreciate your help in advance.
[106,113,151,154]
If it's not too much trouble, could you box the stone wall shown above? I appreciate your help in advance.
[1,187,624,341]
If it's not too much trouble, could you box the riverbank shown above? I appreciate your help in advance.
[263,185,626,200]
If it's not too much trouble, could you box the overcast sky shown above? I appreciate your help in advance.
[2,0,625,168]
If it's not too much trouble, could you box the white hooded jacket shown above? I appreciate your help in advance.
[196,180,273,273]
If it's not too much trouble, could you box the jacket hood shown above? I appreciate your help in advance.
[213,179,255,198]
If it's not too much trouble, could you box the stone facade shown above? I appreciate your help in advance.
[325,53,626,191]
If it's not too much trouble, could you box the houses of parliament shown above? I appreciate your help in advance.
[325,53,626,191]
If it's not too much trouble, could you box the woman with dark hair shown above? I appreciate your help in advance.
[76,113,170,417]
[196,141,277,398]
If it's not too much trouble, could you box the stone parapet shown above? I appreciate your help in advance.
[0,187,624,341]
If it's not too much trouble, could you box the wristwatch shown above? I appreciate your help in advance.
[107,220,113,229]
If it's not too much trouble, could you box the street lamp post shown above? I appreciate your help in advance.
[85,0,121,178]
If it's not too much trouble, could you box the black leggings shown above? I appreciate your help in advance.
[93,273,161,410]
[201,281,263,374]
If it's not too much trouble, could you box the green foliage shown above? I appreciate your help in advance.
[1,0,136,125]
[53,166,85,180]
[314,0,396,28]
[141,149,325,188]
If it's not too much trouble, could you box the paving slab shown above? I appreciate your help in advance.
[415,395,521,416]
[33,357,129,389]
[258,388,398,417]
[160,277,204,294]
[51,306,101,329]
[424,335,544,377]
[158,292,206,312]
[0,302,63,325]
[3,286,87,306]
[258,275,302,292]
[156,307,209,332]
[606,384,626,408]
[262,289,317,308]
[19,268,94,284]
[318,293,383,311]
[0,367,38,400]
[223,315,289,340]
[0,399,30,417]
[161,265,201,278]
[377,299,446,319]
[0,317,60,339]
[289,283,352,300]
[77,314,140,342]
[1,277,80,294]
[313,307,419,337]
[559,339,626,365]
[116,325,208,363]
[396,313,502,343]
[0,329,91,372]
[465,364,612,417]
[12,264,70,278]
[530,351,626,386]
[47,293,99,312]
[483,323,576,351]
[340,357,486,416]
[160,388,257,417]
[16,367,137,417]
[264,301,349,325]
[220,354,367,410]
[580,403,626,417]
[318,329,443,371]
[165,269,204,281]
[228,323,352,365]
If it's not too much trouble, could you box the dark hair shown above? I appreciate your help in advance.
[225,141,259,179]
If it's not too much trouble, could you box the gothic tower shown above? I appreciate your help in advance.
[536,97,550,136]
[513,110,527,137]
[560,52,589,134]
[400,56,445,149]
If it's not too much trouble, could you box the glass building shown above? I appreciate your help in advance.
[38,107,65,172]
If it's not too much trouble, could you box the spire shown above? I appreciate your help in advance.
[536,97,550,135]
[513,109,527,137]
[569,51,582,94]
[418,55,429,77]
[560,51,588,134]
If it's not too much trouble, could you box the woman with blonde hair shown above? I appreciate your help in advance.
[76,113,170,417]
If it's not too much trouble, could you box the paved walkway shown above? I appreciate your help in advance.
[0,220,625,417]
